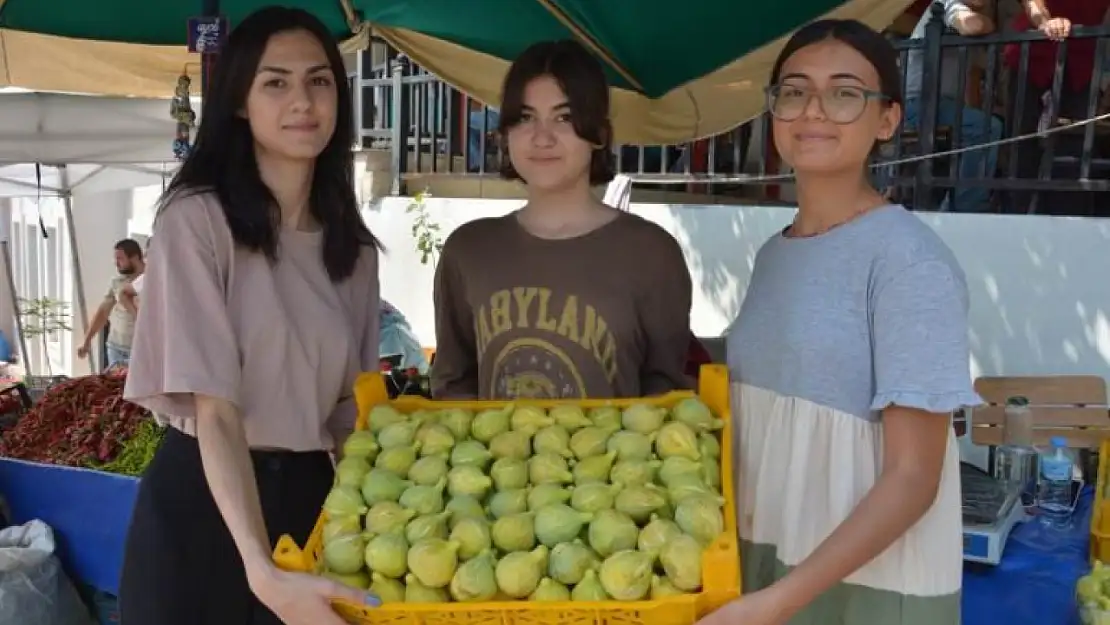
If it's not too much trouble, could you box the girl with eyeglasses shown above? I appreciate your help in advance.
[698,20,979,625]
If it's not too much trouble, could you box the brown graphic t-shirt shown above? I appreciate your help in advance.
[431,210,693,400]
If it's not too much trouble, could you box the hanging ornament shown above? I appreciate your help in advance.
[170,73,197,160]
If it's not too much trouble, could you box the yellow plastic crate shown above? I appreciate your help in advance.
[1092,438,1110,563]
[274,364,741,625]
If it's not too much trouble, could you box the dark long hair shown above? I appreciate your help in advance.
[161,6,377,282]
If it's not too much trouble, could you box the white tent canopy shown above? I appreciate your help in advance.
[0,89,190,197]
[0,162,173,197]
[0,89,193,363]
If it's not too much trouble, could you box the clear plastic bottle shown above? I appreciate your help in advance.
[994,396,1039,509]
[1037,436,1075,529]
[1002,396,1033,445]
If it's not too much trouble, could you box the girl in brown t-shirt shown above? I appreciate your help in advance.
[431,40,693,401]
[118,8,381,625]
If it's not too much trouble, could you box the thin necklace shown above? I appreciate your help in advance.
[786,199,886,238]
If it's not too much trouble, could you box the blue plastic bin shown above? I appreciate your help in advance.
[0,458,139,595]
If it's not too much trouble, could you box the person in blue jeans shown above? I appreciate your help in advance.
[469,106,501,171]
[76,239,144,369]
[903,0,1002,212]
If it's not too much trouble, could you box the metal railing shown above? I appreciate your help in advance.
[897,3,1110,214]
[352,9,1110,216]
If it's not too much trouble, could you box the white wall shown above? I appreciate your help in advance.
[364,197,1110,384]
[6,195,81,375]
[129,185,160,237]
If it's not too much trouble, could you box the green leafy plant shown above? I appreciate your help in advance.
[406,189,444,266]
[18,297,71,376]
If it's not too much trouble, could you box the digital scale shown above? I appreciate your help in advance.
[962,490,1026,564]
[960,462,1084,565]
[961,463,1027,565]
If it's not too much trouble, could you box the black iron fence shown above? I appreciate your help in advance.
[895,4,1110,215]
[352,7,1110,216]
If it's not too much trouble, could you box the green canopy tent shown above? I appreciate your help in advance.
[0,0,913,143]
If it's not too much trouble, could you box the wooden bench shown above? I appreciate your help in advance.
[971,375,1109,484]
[971,375,1109,449]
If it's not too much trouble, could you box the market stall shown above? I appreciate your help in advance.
[0,373,162,595]
[965,489,1095,625]
[0,297,430,604]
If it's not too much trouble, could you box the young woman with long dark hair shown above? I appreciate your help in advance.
[700,20,978,625]
[430,40,693,401]
[119,7,382,625]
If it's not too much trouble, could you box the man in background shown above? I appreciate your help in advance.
[76,239,145,368]
[903,0,1001,212]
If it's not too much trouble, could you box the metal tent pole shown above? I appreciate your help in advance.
[60,166,90,341]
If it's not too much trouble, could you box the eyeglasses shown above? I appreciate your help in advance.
[765,84,888,124]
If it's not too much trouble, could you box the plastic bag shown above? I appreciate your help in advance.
[0,520,94,625]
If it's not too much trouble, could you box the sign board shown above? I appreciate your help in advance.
[187,16,228,54]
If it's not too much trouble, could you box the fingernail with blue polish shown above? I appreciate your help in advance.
[364,593,382,607]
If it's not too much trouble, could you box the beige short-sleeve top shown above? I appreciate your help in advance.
[123,192,380,451]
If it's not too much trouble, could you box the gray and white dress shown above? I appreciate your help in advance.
[726,205,980,625]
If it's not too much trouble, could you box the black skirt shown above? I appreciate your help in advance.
[118,428,334,625]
